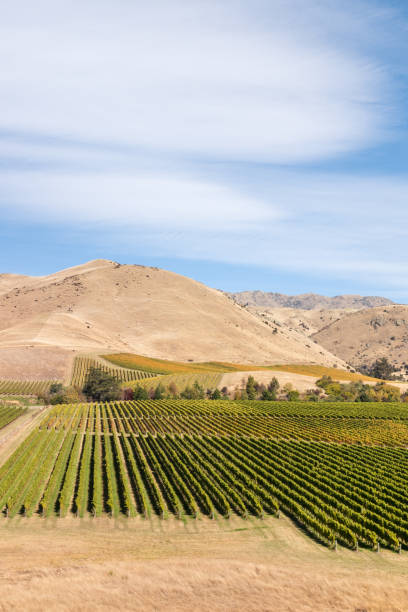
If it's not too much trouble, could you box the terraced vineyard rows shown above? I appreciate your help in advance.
[40,400,408,446]
[0,380,57,395]
[70,356,158,388]
[0,404,27,429]
[128,372,223,393]
[2,399,408,552]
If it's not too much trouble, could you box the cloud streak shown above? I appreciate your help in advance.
[0,0,391,163]
[2,167,408,290]
[0,0,407,297]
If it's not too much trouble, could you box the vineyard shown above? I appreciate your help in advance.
[126,372,223,393]
[102,353,252,374]
[1,399,408,552]
[102,353,382,382]
[0,404,26,429]
[70,356,158,388]
[0,380,57,395]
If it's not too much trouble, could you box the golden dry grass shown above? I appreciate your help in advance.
[105,353,383,386]
[269,363,384,382]
[1,514,408,610]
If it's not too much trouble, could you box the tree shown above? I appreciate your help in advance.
[83,367,121,401]
[123,388,134,400]
[268,377,280,394]
[50,382,63,394]
[287,389,300,401]
[369,358,396,380]
[210,388,222,400]
[261,389,276,401]
[246,376,257,400]
[221,386,229,397]
[193,380,205,399]
[181,380,205,399]
[153,383,166,400]
[133,385,149,400]
[168,382,179,398]
[316,375,333,389]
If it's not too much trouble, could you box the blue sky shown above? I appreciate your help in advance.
[1,0,408,299]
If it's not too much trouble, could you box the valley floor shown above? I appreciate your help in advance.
[1,514,408,611]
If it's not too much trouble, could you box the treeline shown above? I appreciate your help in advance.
[125,376,290,402]
[41,367,406,404]
[315,376,404,402]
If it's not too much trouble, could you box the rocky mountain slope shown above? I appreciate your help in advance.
[228,291,394,310]
[249,307,354,337]
[312,305,408,370]
[0,260,346,379]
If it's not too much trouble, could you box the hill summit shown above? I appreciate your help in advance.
[0,260,345,379]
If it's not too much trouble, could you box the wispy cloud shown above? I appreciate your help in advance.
[0,0,407,296]
[0,0,392,163]
[2,167,408,290]
[0,169,281,231]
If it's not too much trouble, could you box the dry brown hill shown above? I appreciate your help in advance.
[312,305,408,370]
[228,290,394,310]
[247,306,355,337]
[0,274,35,295]
[0,259,346,379]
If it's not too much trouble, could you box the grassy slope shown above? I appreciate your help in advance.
[103,352,382,382]
[2,515,408,611]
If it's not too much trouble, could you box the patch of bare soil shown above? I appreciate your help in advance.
[0,515,408,611]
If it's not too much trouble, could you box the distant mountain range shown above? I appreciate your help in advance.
[227,291,395,311]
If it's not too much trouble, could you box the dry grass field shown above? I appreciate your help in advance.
[1,515,408,611]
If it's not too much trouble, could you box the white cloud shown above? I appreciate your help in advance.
[0,0,390,163]
[0,170,281,232]
[1,0,407,295]
[2,167,408,290]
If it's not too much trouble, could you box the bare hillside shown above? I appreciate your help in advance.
[248,307,355,337]
[0,274,36,295]
[228,290,394,310]
[312,305,408,369]
[0,260,345,378]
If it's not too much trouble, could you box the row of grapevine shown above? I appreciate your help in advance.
[70,357,158,388]
[40,401,408,446]
[0,380,58,395]
[1,420,408,551]
[0,405,26,429]
[3,397,408,552]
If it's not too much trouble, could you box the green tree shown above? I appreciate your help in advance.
[369,357,396,380]
[268,377,280,394]
[83,367,121,401]
[133,385,149,400]
[246,376,257,400]
[193,380,205,399]
[210,388,222,400]
[261,389,276,401]
[287,389,300,401]
[153,383,166,400]
[181,380,205,399]
[50,382,63,394]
